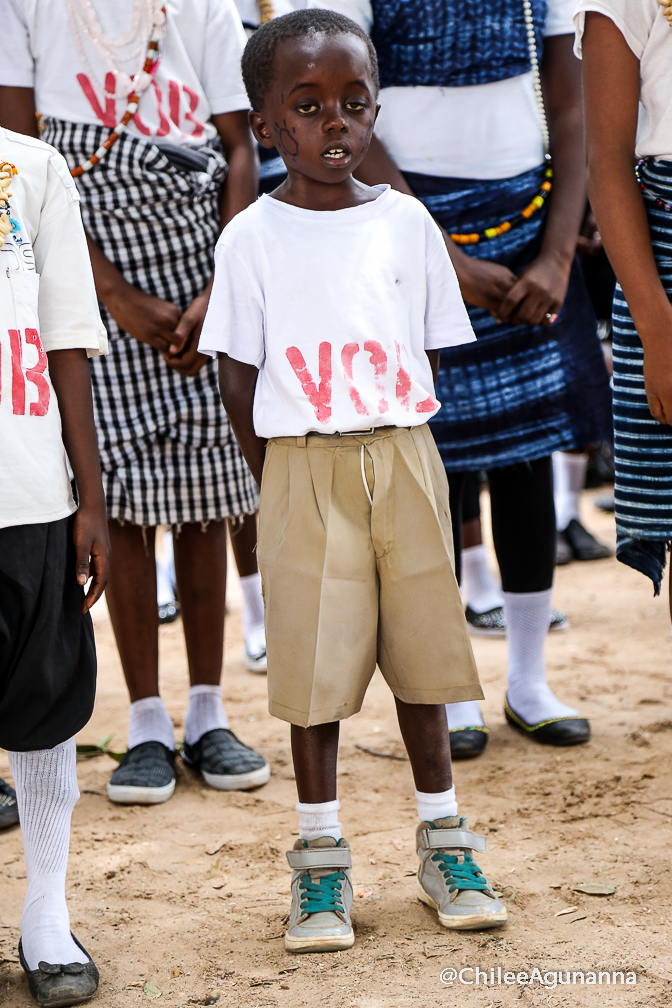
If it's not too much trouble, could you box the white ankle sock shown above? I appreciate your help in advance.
[127,696,175,751]
[445,700,485,731]
[504,589,579,724]
[415,787,458,824]
[553,452,588,531]
[462,544,504,614]
[239,572,266,657]
[296,799,342,841]
[7,739,87,971]
[184,685,229,746]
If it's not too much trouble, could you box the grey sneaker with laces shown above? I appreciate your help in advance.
[416,816,507,930]
[285,836,354,953]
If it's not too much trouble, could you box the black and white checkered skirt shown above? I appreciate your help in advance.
[43,119,259,526]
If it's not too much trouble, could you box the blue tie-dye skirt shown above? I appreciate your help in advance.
[406,165,612,472]
[611,158,672,593]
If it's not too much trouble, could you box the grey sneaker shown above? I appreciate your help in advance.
[416,816,507,930]
[0,778,18,828]
[107,742,176,805]
[285,836,354,953]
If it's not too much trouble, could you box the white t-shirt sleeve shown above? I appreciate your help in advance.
[306,0,372,33]
[198,0,250,114]
[199,239,265,366]
[34,151,107,356]
[1,1,35,88]
[573,0,652,60]
[545,0,576,36]
[423,220,476,351]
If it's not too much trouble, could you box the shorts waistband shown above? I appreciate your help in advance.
[270,425,414,448]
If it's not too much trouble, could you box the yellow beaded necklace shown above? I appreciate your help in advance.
[659,0,672,24]
[257,0,274,25]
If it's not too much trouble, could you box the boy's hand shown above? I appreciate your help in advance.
[105,281,183,356]
[73,503,110,613]
[443,236,518,317]
[163,289,211,376]
[496,254,570,327]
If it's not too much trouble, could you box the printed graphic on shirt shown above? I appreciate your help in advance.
[77,71,206,141]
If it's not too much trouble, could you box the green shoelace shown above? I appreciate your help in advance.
[299,871,345,914]
[432,851,489,893]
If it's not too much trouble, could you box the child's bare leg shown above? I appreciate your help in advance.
[291,722,339,803]
[172,521,227,687]
[228,513,258,577]
[395,699,453,793]
[229,514,267,670]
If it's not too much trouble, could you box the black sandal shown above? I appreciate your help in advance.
[19,934,99,1007]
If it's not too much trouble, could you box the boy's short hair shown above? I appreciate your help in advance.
[242,9,379,112]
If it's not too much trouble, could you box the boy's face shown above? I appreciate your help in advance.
[250,33,379,184]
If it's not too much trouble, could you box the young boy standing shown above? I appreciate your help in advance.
[0,126,108,1005]
[200,10,506,950]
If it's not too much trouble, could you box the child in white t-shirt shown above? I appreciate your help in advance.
[200,9,506,951]
[0,126,108,1005]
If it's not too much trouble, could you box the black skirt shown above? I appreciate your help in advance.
[0,516,96,751]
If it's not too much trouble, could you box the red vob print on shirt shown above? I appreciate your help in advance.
[3,329,51,417]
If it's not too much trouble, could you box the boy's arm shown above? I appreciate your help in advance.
[47,349,110,612]
[583,12,672,425]
[217,355,266,487]
[426,349,439,384]
[0,85,38,136]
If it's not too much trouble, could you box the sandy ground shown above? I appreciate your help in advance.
[2,489,672,1008]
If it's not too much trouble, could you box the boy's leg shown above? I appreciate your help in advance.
[175,521,269,791]
[228,515,267,673]
[395,700,506,930]
[8,738,99,998]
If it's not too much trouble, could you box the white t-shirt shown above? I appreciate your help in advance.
[199,185,476,437]
[574,1,672,160]
[1,0,248,147]
[0,127,107,530]
[310,0,575,179]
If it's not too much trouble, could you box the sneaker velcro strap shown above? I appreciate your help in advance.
[420,828,487,854]
[286,848,352,870]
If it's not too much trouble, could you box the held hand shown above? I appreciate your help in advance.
[496,254,571,327]
[163,289,211,377]
[443,235,518,315]
[72,503,110,613]
[105,281,183,355]
[642,335,672,426]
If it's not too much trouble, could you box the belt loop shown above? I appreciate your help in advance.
[296,435,307,448]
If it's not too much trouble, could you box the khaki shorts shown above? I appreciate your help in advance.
[257,424,482,727]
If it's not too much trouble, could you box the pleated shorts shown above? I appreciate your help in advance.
[257,424,482,727]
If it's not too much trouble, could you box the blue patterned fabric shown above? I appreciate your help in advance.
[612,157,672,593]
[370,0,547,89]
[406,166,612,471]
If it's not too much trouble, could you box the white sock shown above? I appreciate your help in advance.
[553,452,588,531]
[504,589,579,724]
[462,544,504,614]
[296,799,342,841]
[127,696,175,751]
[239,572,266,657]
[445,700,485,731]
[156,531,176,606]
[415,787,458,824]
[184,685,229,746]
[7,739,87,971]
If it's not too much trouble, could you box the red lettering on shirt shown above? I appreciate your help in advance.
[341,343,368,416]
[395,341,412,411]
[24,330,50,417]
[169,79,181,127]
[77,72,117,128]
[363,340,389,414]
[8,330,25,415]
[415,395,438,413]
[183,85,205,139]
[286,343,332,424]
[152,80,170,137]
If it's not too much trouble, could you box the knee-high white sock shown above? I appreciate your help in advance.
[239,572,266,657]
[416,787,458,824]
[504,589,579,724]
[553,452,588,531]
[7,739,87,970]
[445,700,485,731]
[127,696,175,751]
[296,799,342,841]
[462,544,504,614]
[184,685,229,746]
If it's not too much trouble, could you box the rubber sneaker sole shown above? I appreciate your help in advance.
[106,779,175,805]
[201,763,271,791]
[284,929,355,953]
[243,647,267,673]
[417,880,508,930]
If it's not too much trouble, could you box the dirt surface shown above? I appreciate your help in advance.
[2,489,672,1008]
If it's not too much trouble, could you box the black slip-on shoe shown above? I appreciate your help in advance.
[562,519,612,561]
[106,741,176,805]
[19,934,99,1007]
[0,777,19,828]
[449,727,489,759]
[466,605,568,637]
[182,728,270,791]
[504,696,590,746]
[555,531,573,566]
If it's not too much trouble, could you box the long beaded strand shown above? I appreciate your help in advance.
[257,0,274,25]
[0,162,19,251]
